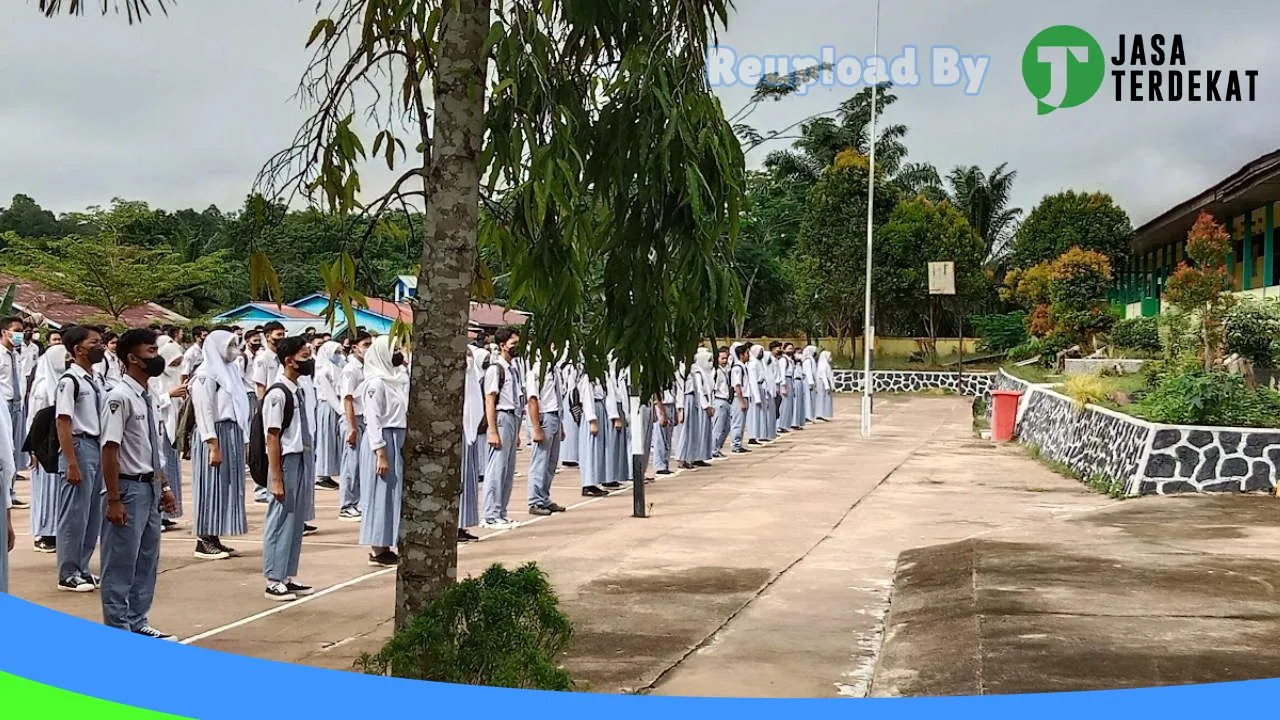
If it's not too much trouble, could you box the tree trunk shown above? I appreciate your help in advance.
[735,268,757,338]
[397,0,490,631]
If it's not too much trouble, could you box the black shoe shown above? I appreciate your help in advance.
[33,537,55,554]
[656,469,673,475]
[264,583,297,602]
[303,524,318,536]
[581,486,608,497]
[161,519,177,532]
[212,538,239,557]
[712,452,725,459]
[458,529,478,542]
[528,505,553,517]
[562,461,579,468]
[286,581,315,597]
[10,497,26,509]
[601,481,622,489]
[194,540,230,560]
[693,461,712,468]
[748,440,759,445]
[778,428,790,434]
[732,447,750,454]
[134,625,178,641]
[57,575,94,593]
[679,462,695,470]
[546,502,566,513]
[368,550,399,568]
[316,478,340,491]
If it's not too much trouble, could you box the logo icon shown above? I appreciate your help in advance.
[1022,25,1105,114]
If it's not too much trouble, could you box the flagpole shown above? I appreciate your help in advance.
[860,0,881,438]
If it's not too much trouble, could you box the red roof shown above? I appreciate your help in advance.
[244,302,320,320]
[362,296,413,324]
[0,273,188,328]
[469,302,529,328]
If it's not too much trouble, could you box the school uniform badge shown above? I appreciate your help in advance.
[108,399,122,414]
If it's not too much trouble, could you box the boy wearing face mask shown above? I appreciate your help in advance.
[54,325,108,592]
[251,321,287,505]
[99,328,179,640]
[338,332,372,522]
[262,335,318,601]
[0,317,27,509]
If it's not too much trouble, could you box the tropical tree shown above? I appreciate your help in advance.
[1164,212,1233,371]
[39,0,746,630]
[1007,190,1132,271]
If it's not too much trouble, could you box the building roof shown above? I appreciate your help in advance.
[396,275,417,287]
[0,272,188,329]
[469,302,529,328]
[213,302,321,321]
[1133,148,1280,255]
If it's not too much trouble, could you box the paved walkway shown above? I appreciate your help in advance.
[10,394,1278,696]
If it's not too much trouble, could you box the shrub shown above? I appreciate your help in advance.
[1132,369,1280,427]
[971,312,1028,352]
[1063,373,1107,410]
[1142,353,1202,389]
[1224,298,1280,368]
[1110,316,1161,353]
[356,563,575,690]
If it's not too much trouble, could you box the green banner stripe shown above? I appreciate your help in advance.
[0,671,191,719]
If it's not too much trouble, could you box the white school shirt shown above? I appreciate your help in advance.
[606,367,630,421]
[20,343,39,379]
[237,351,255,393]
[252,347,281,389]
[802,357,817,387]
[577,375,606,423]
[363,378,407,451]
[746,360,765,404]
[55,363,104,436]
[712,366,731,401]
[0,345,23,402]
[484,356,521,412]
[182,343,204,378]
[190,375,240,443]
[526,359,562,414]
[729,363,746,400]
[691,369,713,411]
[314,358,341,414]
[94,352,122,392]
[263,376,312,456]
[339,356,366,416]
[101,375,160,478]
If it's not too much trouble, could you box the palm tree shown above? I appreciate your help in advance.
[900,162,1023,262]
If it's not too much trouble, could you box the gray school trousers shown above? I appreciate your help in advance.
[100,477,162,632]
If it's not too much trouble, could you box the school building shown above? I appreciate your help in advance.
[1114,149,1280,318]
[213,291,529,337]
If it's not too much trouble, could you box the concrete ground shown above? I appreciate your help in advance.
[8,394,1280,696]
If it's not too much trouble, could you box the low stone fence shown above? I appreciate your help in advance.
[832,370,995,400]
[995,369,1280,496]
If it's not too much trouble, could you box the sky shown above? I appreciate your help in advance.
[0,0,1275,228]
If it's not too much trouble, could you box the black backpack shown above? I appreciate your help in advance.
[476,360,506,435]
[23,374,80,473]
[247,383,294,488]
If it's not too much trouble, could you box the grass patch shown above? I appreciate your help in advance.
[1024,445,1126,499]
[1001,363,1059,385]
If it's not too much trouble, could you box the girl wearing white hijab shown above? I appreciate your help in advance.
[557,351,580,467]
[759,350,778,441]
[190,329,250,561]
[603,355,631,486]
[150,340,187,530]
[746,345,768,444]
[675,348,714,469]
[26,345,68,552]
[359,336,409,568]
[802,345,819,423]
[313,341,344,488]
[816,350,835,420]
[459,344,487,542]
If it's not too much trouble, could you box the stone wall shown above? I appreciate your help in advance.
[831,370,995,399]
[995,369,1280,496]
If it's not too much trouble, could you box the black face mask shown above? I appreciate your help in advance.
[391,351,405,368]
[141,356,166,378]
[296,359,316,377]
[88,347,107,364]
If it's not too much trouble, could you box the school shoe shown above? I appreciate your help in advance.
[368,550,399,568]
[601,482,622,489]
[286,582,315,597]
[316,478,340,491]
[33,537,55,553]
[712,451,726,459]
[10,497,27,509]
[480,519,517,530]
[731,447,750,454]
[679,462,695,470]
[212,538,239,557]
[528,505,553,517]
[458,529,478,542]
[194,540,230,560]
[303,524,318,536]
[338,507,362,522]
[561,462,579,468]
[134,626,178,641]
[581,486,608,497]
[161,519,178,533]
[747,440,760,446]
[57,576,94,593]
[264,583,297,602]
[546,503,566,513]
[693,461,712,468]
[87,574,101,589]
[656,469,672,475]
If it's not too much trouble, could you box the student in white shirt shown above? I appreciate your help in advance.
[728,343,752,454]
[54,326,108,593]
[250,322,287,505]
[576,363,609,498]
[99,328,179,640]
[358,336,409,568]
[0,382,15,595]
[481,328,523,528]
[0,317,27,508]
[459,344,486,543]
[711,347,733,456]
[94,330,123,392]
[180,326,208,383]
[190,329,251,561]
[313,341,344,493]
[525,348,567,517]
[150,339,187,531]
[338,332,371,521]
[261,335,318,602]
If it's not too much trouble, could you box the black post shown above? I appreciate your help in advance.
[632,402,651,518]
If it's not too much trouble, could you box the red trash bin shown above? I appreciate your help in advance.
[990,389,1023,442]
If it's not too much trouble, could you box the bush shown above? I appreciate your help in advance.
[1110,316,1160,353]
[1132,369,1280,427]
[1063,373,1107,410]
[1141,354,1201,389]
[971,312,1028,353]
[1224,298,1280,368]
[356,563,575,690]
